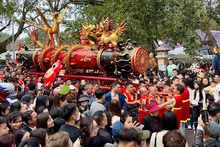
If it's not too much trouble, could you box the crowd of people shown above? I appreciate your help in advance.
[0,55,220,147]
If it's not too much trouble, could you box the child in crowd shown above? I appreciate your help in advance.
[204,81,217,96]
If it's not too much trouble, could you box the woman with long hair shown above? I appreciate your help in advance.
[150,111,178,147]
[108,99,121,125]
[51,94,67,110]
[73,117,98,147]
[36,112,54,135]
[191,81,206,130]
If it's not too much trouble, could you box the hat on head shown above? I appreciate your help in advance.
[78,94,90,103]
[112,122,124,142]
[58,85,70,95]
[69,85,76,90]
[146,102,161,113]
[84,136,107,147]
[135,127,150,140]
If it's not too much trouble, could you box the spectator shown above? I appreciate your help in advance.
[109,99,121,125]
[59,103,79,143]
[191,81,206,130]
[120,111,135,128]
[0,134,16,147]
[142,103,161,142]
[21,110,37,133]
[118,128,141,147]
[8,111,22,134]
[0,118,9,136]
[0,103,10,118]
[10,101,21,113]
[46,131,72,147]
[162,130,187,147]
[19,137,40,147]
[35,95,48,112]
[93,111,113,143]
[30,128,47,147]
[167,59,177,78]
[36,112,54,134]
[214,70,220,102]
[73,116,98,147]
[52,117,65,133]
[149,52,158,73]
[83,83,94,107]
[112,122,124,146]
[150,111,178,147]
[21,94,34,110]
[105,81,127,111]
[91,88,108,115]
[135,127,150,147]
[15,129,30,147]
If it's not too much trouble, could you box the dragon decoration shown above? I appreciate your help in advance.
[16,8,149,83]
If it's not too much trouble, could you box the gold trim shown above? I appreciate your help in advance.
[131,47,139,73]
[51,45,69,63]
[38,47,52,71]
[32,49,40,66]
[96,49,105,71]
[182,99,189,103]
[64,44,85,73]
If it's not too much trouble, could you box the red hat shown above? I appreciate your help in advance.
[147,102,161,113]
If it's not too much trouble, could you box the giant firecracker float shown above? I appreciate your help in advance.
[16,8,149,88]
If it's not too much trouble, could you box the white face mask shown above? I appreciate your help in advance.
[77,112,81,121]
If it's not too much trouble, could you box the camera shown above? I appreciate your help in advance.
[200,110,209,124]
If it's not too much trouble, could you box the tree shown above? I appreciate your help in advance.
[0,0,104,54]
[67,0,219,55]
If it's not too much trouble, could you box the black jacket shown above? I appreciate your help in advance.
[142,114,161,140]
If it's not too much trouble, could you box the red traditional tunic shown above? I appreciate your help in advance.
[172,94,182,128]
[180,87,190,123]
[146,94,167,118]
[157,96,168,118]
[123,90,136,102]
[138,95,149,124]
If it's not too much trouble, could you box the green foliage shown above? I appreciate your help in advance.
[65,0,219,55]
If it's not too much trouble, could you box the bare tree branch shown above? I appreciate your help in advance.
[0,20,11,32]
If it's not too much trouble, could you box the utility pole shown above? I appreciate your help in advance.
[12,14,15,61]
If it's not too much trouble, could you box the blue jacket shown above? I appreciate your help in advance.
[213,53,220,71]
[105,92,127,110]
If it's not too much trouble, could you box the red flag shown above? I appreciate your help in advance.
[17,43,22,51]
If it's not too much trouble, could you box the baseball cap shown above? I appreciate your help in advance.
[58,85,70,95]
[112,122,124,142]
[135,127,150,140]
[69,85,76,90]
[146,102,161,113]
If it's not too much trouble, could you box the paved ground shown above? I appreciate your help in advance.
[185,129,194,147]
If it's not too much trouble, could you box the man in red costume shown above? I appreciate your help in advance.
[169,83,185,129]
[123,81,139,105]
[180,79,190,135]
[145,86,170,118]
[138,87,149,124]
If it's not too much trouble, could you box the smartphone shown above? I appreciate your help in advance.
[201,110,209,124]
[132,117,138,124]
